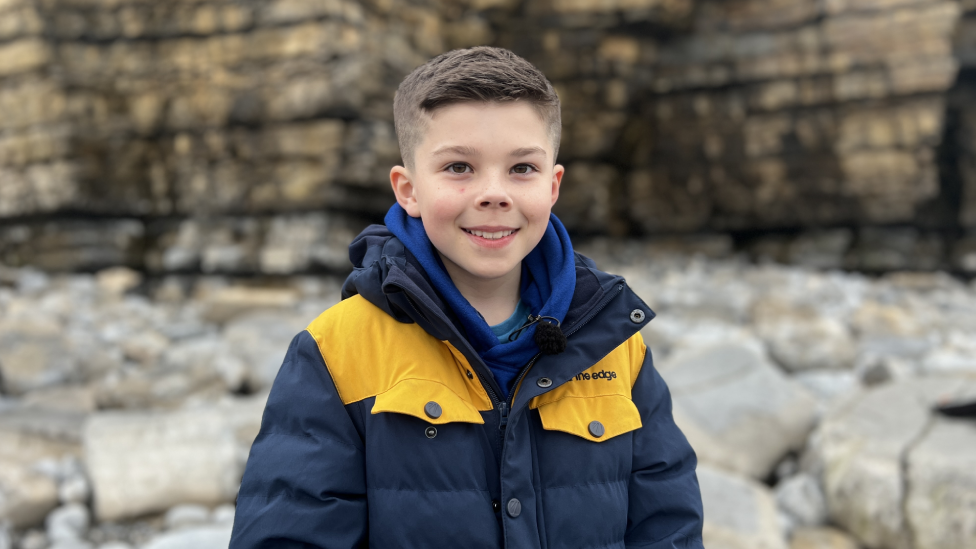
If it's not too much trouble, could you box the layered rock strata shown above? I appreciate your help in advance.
[2,0,976,273]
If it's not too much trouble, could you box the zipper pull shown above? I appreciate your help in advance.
[498,401,509,430]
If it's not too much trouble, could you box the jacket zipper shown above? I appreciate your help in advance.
[501,281,625,423]
[495,281,627,528]
[399,280,626,420]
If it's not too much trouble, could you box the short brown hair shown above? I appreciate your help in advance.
[393,47,561,169]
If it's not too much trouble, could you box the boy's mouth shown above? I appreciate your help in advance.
[462,228,518,240]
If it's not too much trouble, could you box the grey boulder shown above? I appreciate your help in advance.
[659,343,818,479]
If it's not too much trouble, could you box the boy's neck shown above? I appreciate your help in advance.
[439,253,521,326]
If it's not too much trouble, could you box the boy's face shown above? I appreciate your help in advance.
[390,101,564,291]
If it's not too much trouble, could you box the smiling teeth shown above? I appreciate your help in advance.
[466,229,515,240]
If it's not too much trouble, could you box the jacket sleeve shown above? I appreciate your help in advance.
[230,330,367,549]
[625,347,704,548]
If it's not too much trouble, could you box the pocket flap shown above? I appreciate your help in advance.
[534,394,642,442]
[372,378,485,425]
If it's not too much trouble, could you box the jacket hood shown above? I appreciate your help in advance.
[341,224,635,343]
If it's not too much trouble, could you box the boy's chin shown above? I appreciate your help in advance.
[461,262,520,279]
[441,256,523,284]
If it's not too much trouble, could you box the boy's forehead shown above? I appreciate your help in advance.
[418,101,555,155]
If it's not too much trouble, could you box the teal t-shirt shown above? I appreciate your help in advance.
[490,299,532,343]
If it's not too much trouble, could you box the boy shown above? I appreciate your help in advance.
[230,46,704,548]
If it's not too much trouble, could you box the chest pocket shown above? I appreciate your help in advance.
[529,334,647,442]
[372,378,486,424]
[531,394,641,442]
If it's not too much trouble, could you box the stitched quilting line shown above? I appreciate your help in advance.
[540,476,628,492]
[263,430,364,453]
[367,486,491,494]
[574,541,626,549]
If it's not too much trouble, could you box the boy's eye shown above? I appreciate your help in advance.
[512,164,536,174]
[448,163,470,174]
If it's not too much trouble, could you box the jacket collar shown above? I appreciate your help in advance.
[341,224,655,407]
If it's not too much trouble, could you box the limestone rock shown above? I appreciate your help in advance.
[95,267,142,297]
[641,312,759,360]
[659,343,818,479]
[752,298,856,372]
[58,473,90,505]
[0,459,58,529]
[699,465,787,549]
[211,503,234,525]
[45,503,90,543]
[258,213,359,273]
[198,286,299,324]
[808,378,976,549]
[0,320,79,395]
[83,396,265,522]
[22,385,98,414]
[0,406,83,528]
[140,523,232,549]
[920,330,976,377]
[163,504,211,530]
[48,539,93,549]
[774,473,827,528]
[223,311,307,389]
[789,527,859,549]
[791,370,860,412]
[905,417,976,549]
[0,221,144,272]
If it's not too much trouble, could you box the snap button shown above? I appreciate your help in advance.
[588,420,605,438]
[466,370,474,379]
[425,426,437,439]
[536,377,552,388]
[492,500,501,512]
[507,498,522,518]
[424,401,442,419]
[630,309,645,323]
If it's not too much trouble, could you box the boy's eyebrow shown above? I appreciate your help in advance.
[430,145,548,158]
[432,145,480,157]
[509,146,547,158]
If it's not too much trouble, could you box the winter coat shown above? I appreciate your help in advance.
[230,227,705,548]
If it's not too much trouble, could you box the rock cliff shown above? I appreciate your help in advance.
[1,0,976,273]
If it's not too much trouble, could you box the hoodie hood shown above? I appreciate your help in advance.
[341,222,646,401]
[342,224,631,352]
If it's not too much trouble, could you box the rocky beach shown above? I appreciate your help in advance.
[4,0,976,547]
[1,244,974,549]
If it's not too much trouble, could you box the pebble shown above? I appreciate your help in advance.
[774,473,827,528]
[49,540,94,549]
[18,530,47,549]
[163,504,211,530]
[140,524,232,549]
[45,503,90,542]
[59,475,91,504]
[2,254,976,548]
[211,504,235,524]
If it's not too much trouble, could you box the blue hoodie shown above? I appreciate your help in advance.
[230,225,704,549]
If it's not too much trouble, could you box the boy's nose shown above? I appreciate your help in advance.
[478,174,511,209]
[479,196,510,208]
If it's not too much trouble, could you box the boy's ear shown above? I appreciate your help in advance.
[390,165,421,217]
[550,163,565,206]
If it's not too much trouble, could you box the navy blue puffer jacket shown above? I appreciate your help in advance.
[230,227,704,548]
